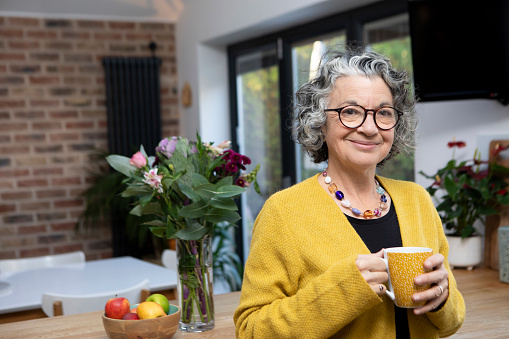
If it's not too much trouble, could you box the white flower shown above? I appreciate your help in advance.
[143,168,163,193]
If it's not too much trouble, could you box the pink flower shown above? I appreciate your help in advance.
[129,151,147,168]
[143,168,163,193]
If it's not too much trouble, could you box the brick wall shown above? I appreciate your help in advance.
[0,16,179,261]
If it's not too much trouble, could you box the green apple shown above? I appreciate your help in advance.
[145,293,169,314]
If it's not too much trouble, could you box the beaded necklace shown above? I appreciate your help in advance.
[322,169,388,219]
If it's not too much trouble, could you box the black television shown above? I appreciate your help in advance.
[408,0,509,105]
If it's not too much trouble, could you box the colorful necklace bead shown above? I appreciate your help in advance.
[322,169,387,219]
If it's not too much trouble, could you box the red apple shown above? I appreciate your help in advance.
[121,312,139,320]
[105,297,130,319]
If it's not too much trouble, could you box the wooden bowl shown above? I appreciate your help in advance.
[102,304,180,339]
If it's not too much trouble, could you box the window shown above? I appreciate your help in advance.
[228,1,410,263]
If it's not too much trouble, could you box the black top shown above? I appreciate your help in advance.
[346,202,410,339]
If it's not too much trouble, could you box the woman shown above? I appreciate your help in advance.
[233,46,465,338]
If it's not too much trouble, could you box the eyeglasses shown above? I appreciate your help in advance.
[324,105,403,130]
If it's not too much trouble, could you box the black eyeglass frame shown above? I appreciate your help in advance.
[324,105,404,130]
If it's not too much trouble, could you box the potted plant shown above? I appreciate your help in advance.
[419,139,509,269]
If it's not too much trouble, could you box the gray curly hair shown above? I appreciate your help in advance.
[292,45,417,168]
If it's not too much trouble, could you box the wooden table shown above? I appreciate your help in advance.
[0,292,239,339]
[0,268,508,338]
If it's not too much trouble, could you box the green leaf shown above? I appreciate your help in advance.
[166,218,177,239]
[142,220,165,227]
[106,155,135,177]
[178,201,208,218]
[209,196,238,210]
[175,222,208,240]
[216,176,233,187]
[444,175,459,200]
[217,184,246,198]
[191,173,210,187]
[194,183,217,200]
[178,182,200,202]
[149,226,166,237]
[130,202,164,217]
[121,184,152,197]
[205,208,241,224]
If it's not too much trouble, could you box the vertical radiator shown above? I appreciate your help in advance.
[102,57,162,258]
[102,57,162,157]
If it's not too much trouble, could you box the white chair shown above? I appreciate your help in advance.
[161,249,177,271]
[41,279,150,317]
[0,251,85,274]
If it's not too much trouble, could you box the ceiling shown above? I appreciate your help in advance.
[0,0,182,22]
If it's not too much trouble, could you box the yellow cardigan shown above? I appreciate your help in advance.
[234,174,465,338]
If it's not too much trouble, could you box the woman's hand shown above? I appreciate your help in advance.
[412,253,449,315]
[356,249,388,296]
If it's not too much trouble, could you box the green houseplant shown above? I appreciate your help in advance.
[105,133,259,332]
[419,139,509,239]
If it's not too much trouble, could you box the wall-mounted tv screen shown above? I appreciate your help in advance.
[408,0,509,105]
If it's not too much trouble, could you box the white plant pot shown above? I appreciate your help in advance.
[446,235,483,270]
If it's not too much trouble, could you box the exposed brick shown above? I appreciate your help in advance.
[63,76,93,86]
[11,87,45,97]
[44,41,73,50]
[33,144,63,153]
[14,111,45,119]
[29,52,60,61]
[0,29,23,38]
[0,204,16,213]
[54,244,84,254]
[108,22,136,30]
[69,143,94,151]
[140,22,167,31]
[54,199,84,208]
[29,76,60,85]
[15,156,47,166]
[126,32,152,40]
[26,30,58,39]
[0,168,30,177]
[45,19,72,28]
[0,122,28,131]
[65,121,94,129]
[15,133,46,143]
[46,65,75,73]
[2,236,37,248]
[8,17,41,26]
[0,89,7,97]
[0,251,17,260]
[20,202,51,211]
[36,189,66,199]
[32,121,62,130]
[33,167,64,176]
[36,212,67,221]
[52,177,81,186]
[48,88,76,96]
[9,41,40,49]
[62,31,90,40]
[109,44,137,52]
[48,110,79,119]
[0,145,30,154]
[18,179,49,188]
[3,214,34,223]
[64,54,93,63]
[0,157,11,167]
[94,32,122,40]
[29,99,61,107]
[0,111,9,118]
[0,226,17,237]
[0,76,25,85]
[19,248,50,257]
[38,234,66,244]
[48,132,80,142]
[77,20,105,29]
[51,222,76,232]
[18,224,47,234]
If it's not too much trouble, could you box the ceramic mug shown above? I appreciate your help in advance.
[381,247,433,308]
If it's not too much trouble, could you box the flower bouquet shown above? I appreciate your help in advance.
[419,139,509,238]
[106,133,259,332]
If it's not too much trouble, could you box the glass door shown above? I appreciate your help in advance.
[234,45,282,262]
[291,31,346,182]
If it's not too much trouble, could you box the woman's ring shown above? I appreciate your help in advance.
[437,285,444,296]
[379,284,384,292]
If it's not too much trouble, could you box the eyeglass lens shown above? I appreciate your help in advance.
[340,105,398,129]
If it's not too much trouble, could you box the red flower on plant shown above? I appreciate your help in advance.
[448,140,466,148]
[225,162,238,172]
[235,177,246,187]
[492,143,509,156]
[497,189,507,195]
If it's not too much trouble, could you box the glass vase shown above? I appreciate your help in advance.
[176,236,215,332]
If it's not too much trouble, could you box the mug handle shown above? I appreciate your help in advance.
[380,258,395,301]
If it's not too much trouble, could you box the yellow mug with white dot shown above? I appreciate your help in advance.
[381,247,433,308]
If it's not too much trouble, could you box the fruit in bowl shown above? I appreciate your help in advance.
[102,294,180,339]
[105,297,130,320]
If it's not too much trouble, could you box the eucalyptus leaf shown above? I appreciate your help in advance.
[178,182,200,202]
[205,208,241,224]
[149,226,166,237]
[194,183,217,200]
[191,173,210,187]
[210,196,238,211]
[178,201,208,218]
[106,155,135,178]
[141,220,165,227]
[121,184,152,197]
[175,222,208,240]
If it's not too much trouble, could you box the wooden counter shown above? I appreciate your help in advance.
[0,268,508,338]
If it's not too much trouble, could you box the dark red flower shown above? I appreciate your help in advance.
[497,189,507,195]
[447,140,466,148]
[470,169,489,180]
[222,149,233,161]
[225,162,238,172]
[241,155,251,165]
[230,152,242,164]
[235,178,246,187]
